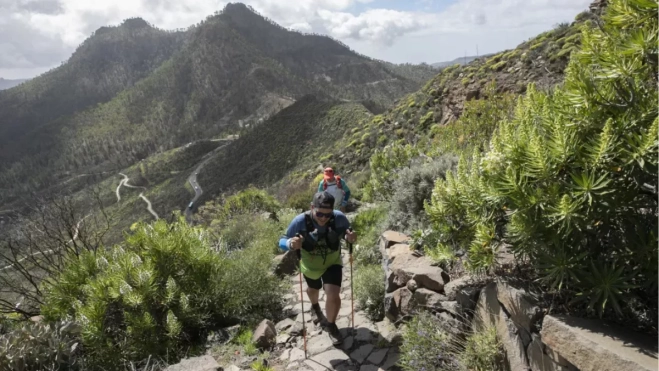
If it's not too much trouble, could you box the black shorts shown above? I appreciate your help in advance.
[304,264,343,290]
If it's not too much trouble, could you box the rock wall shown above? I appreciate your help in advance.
[378,231,658,371]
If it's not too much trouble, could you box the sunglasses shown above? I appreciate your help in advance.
[315,211,333,218]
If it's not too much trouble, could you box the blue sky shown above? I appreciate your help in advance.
[0,0,593,79]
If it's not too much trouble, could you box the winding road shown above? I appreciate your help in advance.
[116,173,159,220]
[184,138,235,222]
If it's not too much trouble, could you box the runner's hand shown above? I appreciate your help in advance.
[290,235,304,250]
[345,230,357,244]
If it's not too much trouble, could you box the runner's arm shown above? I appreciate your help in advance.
[278,216,303,251]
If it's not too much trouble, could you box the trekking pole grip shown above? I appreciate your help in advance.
[347,228,354,255]
[295,233,302,259]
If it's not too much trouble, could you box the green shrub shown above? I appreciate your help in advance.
[41,216,285,367]
[385,156,458,234]
[232,327,258,356]
[285,182,315,211]
[399,312,460,371]
[419,111,434,130]
[354,264,385,321]
[219,187,281,222]
[250,361,275,371]
[219,213,281,253]
[428,82,517,158]
[351,206,387,263]
[200,187,281,226]
[489,61,507,71]
[363,143,419,202]
[353,243,381,268]
[0,320,81,371]
[426,0,658,318]
[460,325,504,371]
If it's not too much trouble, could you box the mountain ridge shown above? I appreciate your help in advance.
[431,54,496,69]
[0,2,435,209]
[0,78,28,90]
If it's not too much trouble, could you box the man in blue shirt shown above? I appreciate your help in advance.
[279,191,357,345]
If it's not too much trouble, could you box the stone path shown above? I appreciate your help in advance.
[275,254,401,371]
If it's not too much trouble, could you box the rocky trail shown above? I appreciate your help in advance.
[270,253,401,371]
[201,250,403,371]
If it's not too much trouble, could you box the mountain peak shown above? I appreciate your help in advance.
[222,2,264,20]
[223,2,251,13]
[120,17,151,29]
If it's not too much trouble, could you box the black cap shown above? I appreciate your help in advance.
[312,191,335,209]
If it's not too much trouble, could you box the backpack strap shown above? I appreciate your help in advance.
[329,215,336,231]
[335,176,343,190]
[303,211,315,234]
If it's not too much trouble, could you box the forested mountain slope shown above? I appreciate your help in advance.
[0,3,434,208]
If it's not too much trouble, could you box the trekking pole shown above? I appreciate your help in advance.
[295,233,307,359]
[347,228,355,336]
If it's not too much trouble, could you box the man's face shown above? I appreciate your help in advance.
[311,206,333,226]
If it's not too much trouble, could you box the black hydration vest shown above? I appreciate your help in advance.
[300,211,342,261]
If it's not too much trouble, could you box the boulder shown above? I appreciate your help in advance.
[496,279,542,333]
[384,291,399,321]
[385,270,400,294]
[527,334,569,371]
[394,287,413,316]
[439,301,462,317]
[164,355,221,371]
[276,333,291,345]
[455,285,481,314]
[275,318,295,332]
[387,244,416,265]
[444,275,482,300]
[474,282,529,371]
[376,318,402,345]
[392,268,414,288]
[252,320,276,350]
[405,266,450,293]
[386,244,435,293]
[412,288,448,309]
[379,231,410,250]
[540,314,658,371]
[288,322,305,336]
[273,250,299,277]
[389,256,434,284]
[406,279,418,293]
[436,312,463,336]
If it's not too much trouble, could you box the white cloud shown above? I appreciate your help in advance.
[317,8,432,46]
[429,0,591,33]
[0,0,593,79]
[289,22,313,33]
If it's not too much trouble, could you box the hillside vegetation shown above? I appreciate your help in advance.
[0,1,656,370]
[356,0,658,330]
[197,95,372,200]
[0,3,434,209]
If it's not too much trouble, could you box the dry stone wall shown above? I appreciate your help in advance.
[378,231,658,371]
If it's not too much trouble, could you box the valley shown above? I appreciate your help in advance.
[0,1,656,370]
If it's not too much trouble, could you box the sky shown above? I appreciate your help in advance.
[0,0,593,79]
